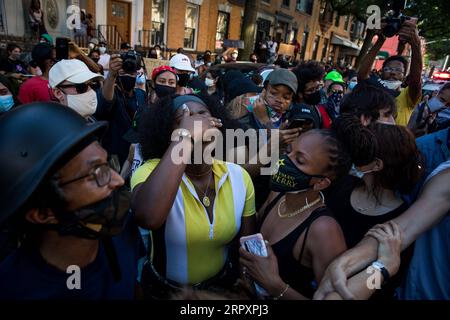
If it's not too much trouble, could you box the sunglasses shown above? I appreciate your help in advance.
[58,82,93,94]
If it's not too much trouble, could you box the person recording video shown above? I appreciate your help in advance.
[357,1,422,126]
[95,50,147,168]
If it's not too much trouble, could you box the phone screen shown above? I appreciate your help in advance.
[55,38,69,61]
[288,118,314,130]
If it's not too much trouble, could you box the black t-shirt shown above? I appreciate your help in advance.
[0,58,28,74]
[325,175,414,299]
[0,215,145,299]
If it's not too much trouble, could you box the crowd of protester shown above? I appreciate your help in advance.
[0,20,449,301]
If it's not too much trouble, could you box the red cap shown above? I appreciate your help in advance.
[151,65,177,81]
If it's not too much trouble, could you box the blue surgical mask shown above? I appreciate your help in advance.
[136,73,147,85]
[427,96,445,113]
[0,94,14,112]
[348,81,357,90]
[349,164,373,178]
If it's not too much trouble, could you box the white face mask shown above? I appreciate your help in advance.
[66,89,98,117]
[205,78,215,87]
[99,47,107,54]
[380,80,402,91]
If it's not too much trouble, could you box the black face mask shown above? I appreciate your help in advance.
[303,90,321,106]
[177,73,190,87]
[154,84,176,98]
[118,75,136,92]
[270,154,324,193]
[50,187,131,239]
[92,58,100,63]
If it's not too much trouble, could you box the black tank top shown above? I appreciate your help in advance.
[260,193,334,299]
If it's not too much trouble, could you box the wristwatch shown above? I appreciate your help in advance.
[371,260,390,285]
[176,128,192,139]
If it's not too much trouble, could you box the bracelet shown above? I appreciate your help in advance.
[272,283,289,300]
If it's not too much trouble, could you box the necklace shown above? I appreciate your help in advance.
[277,191,325,218]
[189,171,213,208]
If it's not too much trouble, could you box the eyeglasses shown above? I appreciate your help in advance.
[383,67,404,74]
[330,90,344,95]
[59,163,113,187]
[58,82,93,94]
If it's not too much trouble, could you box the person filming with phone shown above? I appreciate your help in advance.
[358,12,422,126]
[95,51,147,168]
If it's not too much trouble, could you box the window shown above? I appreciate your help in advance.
[151,0,166,46]
[334,13,340,27]
[300,30,309,60]
[282,0,290,7]
[321,38,329,61]
[296,0,313,15]
[112,4,125,17]
[344,15,350,31]
[184,3,199,49]
[350,20,356,33]
[215,11,229,49]
[312,35,320,61]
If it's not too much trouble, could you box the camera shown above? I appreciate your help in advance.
[381,0,410,38]
[120,50,141,73]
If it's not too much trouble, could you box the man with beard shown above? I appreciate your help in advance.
[0,102,144,299]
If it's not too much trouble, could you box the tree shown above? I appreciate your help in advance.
[324,0,450,65]
[240,0,259,61]
[405,0,450,60]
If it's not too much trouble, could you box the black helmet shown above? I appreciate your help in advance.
[0,102,108,224]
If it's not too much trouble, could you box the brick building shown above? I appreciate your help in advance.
[0,0,365,65]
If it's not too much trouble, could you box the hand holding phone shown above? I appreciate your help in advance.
[55,37,70,61]
[287,118,314,131]
[240,233,270,297]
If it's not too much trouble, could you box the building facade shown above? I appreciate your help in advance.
[0,0,365,65]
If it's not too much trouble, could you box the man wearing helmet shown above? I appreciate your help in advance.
[0,102,143,299]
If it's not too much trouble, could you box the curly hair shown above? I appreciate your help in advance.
[138,94,242,161]
[291,61,325,94]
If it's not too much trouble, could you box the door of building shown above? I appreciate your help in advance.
[107,0,131,43]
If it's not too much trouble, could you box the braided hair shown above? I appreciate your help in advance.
[307,129,353,180]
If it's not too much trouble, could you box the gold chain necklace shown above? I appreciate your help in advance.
[277,192,325,218]
[189,171,213,208]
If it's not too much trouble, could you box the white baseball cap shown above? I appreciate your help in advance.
[169,53,195,72]
[49,59,104,88]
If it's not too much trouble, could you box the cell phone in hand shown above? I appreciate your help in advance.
[240,233,270,297]
[287,118,314,131]
[55,37,70,61]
